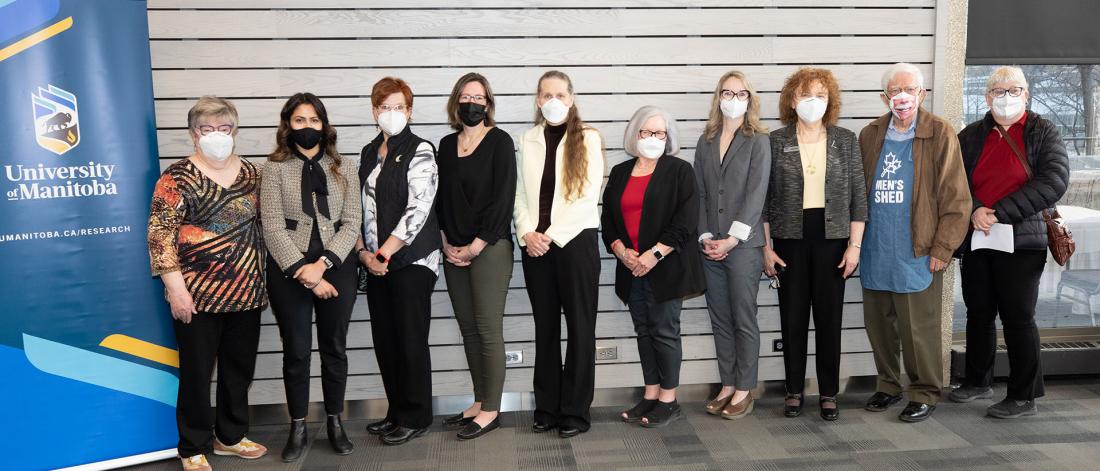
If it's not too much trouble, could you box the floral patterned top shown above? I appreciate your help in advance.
[147,158,266,313]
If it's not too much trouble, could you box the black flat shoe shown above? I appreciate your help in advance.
[281,420,307,462]
[640,401,682,428]
[819,396,839,421]
[326,415,354,455]
[621,398,658,423]
[366,419,397,436]
[784,394,804,418]
[864,391,903,412]
[381,425,429,446]
[898,401,936,423]
[558,426,582,438]
[443,412,475,427]
[457,417,501,440]
[532,421,557,433]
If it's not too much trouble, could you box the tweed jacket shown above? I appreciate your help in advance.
[765,124,868,240]
[260,153,362,275]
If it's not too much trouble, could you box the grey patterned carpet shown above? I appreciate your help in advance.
[123,378,1100,471]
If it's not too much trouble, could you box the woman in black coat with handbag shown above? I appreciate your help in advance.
[602,106,705,428]
[949,66,1069,419]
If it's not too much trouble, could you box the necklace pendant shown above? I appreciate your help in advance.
[806,164,816,175]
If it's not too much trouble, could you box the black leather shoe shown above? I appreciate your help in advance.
[366,418,397,435]
[783,394,804,418]
[443,412,475,427]
[326,415,354,455]
[558,426,582,438]
[457,417,500,440]
[381,426,429,446]
[864,391,904,412]
[819,396,839,421]
[898,401,936,423]
[281,420,307,462]
[531,421,556,433]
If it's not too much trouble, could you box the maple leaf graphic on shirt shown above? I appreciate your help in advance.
[880,152,902,178]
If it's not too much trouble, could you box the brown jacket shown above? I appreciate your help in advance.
[858,108,971,262]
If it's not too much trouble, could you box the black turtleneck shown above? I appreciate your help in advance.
[536,122,567,233]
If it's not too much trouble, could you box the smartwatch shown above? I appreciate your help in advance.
[320,255,334,269]
[652,248,664,261]
[375,252,389,264]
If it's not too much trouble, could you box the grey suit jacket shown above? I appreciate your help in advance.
[260,153,362,274]
[694,130,771,248]
[764,124,868,240]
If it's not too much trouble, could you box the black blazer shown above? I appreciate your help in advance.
[601,155,705,303]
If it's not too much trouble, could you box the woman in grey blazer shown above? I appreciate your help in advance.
[694,71,771,420]
[764,68,867,421]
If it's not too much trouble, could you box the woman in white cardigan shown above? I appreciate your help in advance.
[514,70,604,439]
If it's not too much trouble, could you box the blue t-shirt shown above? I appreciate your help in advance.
[860,137,932,293]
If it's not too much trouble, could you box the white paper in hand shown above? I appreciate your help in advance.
[970,223,1014,253]
[728,221,752,241]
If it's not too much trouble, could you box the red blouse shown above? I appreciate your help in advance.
[620,173,652,250]
[972,112,1030,208]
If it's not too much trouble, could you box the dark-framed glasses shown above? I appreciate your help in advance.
[639,129,667,140]
[720,89,751,101]
[989,86,1026,98]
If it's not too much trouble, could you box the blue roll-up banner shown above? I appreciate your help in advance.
[0,1,178,469]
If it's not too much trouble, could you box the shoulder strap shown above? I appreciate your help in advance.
[994,125,1032,179]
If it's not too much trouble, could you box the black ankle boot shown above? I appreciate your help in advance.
[327,415,354,455]
[281,419,308,462]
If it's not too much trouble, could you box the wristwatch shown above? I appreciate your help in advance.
[652,248,664,261]
[375,252,389,264]
[320,255,334,269]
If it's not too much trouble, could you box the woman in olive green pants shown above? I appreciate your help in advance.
[435,72,517,440]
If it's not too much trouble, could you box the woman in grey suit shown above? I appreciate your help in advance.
[695,71,771,420]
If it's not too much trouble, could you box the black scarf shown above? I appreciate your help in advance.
[293,148,330,219]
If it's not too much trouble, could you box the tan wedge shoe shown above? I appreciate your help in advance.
[721,394,754,420]
[705,394,733,415]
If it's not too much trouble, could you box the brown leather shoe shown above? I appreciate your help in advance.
[705,394,733,415]
[721,394,754,420]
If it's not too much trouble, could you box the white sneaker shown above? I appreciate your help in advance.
[180,454,211,471]
[213,437,268,459]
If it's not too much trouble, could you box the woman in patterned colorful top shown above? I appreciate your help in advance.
[354,77,442,446]
[147,96,268,471]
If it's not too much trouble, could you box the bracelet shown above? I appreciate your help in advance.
[849,242,862,249]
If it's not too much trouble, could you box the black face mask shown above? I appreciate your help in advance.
[458,102,488,127]
[289,127,324,150]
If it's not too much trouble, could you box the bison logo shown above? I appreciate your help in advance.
[31,84,80,155]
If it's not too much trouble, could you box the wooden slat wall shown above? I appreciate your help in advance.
[146,1,940,405]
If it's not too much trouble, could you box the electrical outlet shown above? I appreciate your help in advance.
[772,339,784,352]
[596,346,618,361]
[505,350,523,365]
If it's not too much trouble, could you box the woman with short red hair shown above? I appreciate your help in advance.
[354,77,442,445]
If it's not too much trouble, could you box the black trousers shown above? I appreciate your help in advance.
[627,278,683,389]
[367,263,436,429]
[174,308,261,458]
[773,209,847,397]
[961,248,1046,400]
[268,254,358,419]
[521,228,600,431]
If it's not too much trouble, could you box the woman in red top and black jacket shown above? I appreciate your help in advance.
[951,66,1069,419]
[601,105,705,428]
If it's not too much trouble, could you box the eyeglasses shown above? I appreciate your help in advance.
[197,124,234,136]
[639,130,667,140]
[459,94,487,104]
[376,104,407,112]
[720,89,751,101]
[989,86,1026,98]
[768,275,780,290]
[885,86,922,97]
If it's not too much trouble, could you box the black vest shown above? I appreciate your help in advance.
[359,127,441,271]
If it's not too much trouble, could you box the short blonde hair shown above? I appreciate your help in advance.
[187,95,239,132]
[986,66,1028,91]
[623,105,679,158]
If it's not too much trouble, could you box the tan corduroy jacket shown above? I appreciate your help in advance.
[858,108,972,262]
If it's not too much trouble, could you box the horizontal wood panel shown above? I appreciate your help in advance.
[153,91,903,129]
[241,353,879,404]
[150,0,936,8]
[150,37,935,69]
[148,9,933,39]
[152,64,934,98]
[250,328,872,379]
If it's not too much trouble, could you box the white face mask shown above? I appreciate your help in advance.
[198,131,234,162]
[636,136,665,160]
[377,110,408,136]
[720,98,748,120]
[888,91,918,121]
[540,98,570,125]
[796,97,827,124]
[992,95,1026,121]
